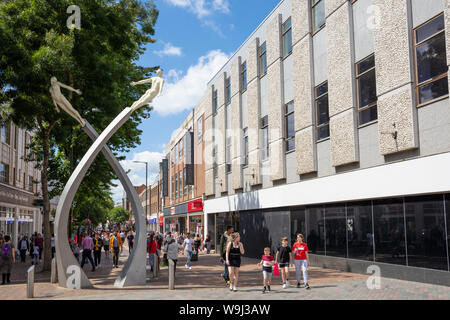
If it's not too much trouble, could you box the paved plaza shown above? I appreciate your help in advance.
[0,242,449,300]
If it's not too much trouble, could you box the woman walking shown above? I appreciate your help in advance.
[103,233,110,261]
[225,232,245,292]
[292,234,310,290]
[147,234,159,272]
[18,236,29,263]
[164,236,183,276]
[204,234,211,254]
[183,234,194,270]
[1,235,15,284]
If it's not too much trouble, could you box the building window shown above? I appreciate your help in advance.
[213,89,218,115]
[179,141,183,162]
[14,126,18,150]
[285,101,295,152]
[179,171,182,197]
[174,175,177,199]
[1,122,10,145]
[356,54,378,126]
[0,163,8,183]
[259,42,267,77]
[28,176,33,192]
[183,168,187,195]
[282,17,292,58]
[226,136,232,173]
[315,81,330,140]
[171,176,174,200]
[261,116,269,159]
[225,77,231,105]
[414,13,448,106]
[243,128,248,167]
[241,61,247,92]
[197,117,203,144]
[312,0,325,33]
[171,149,174,167]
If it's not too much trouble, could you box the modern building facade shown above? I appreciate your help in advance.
[194,0,450,285]
[161,101,206,237]
[0,120,42,249]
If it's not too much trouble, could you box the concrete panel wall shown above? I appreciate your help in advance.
[326,0,348,18]
[205,169,214,196]
[358,123,385,169]
[283,54,294,104]
[217,105,227,193]
[267,14,282,66]
[285,151,299,184]
[373,0,418,155]
[418,99,450,156]
[296,127,317,175]
[231,94,243,190]
[230,58,241,97]
[292,0,310,45]
[327,2,359,166]
[246,38,259,83]
[203,87,213,119]
[247,79,261,186]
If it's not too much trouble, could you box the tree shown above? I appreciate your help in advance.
[0,0,159,271]
[108,207,131,228]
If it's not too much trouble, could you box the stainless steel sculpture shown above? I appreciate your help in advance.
[54,71,164,289]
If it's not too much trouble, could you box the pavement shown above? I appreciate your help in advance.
[0,243,449,300]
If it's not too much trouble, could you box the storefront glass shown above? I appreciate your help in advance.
[347,201,373,261]
[306,207,325,255]
[325,204,347,258]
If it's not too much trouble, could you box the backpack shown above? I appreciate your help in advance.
[2,244,11,258]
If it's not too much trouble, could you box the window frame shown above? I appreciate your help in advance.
[226,136,232,173]
[355,53,378,127]
[261,116,269,160]
[225,76,231,105]
[240,61,247,92]
[243,127,249,167]
[282,17,293,59]
[284,101,295,153]
[259,42,267,78]
[413,12,449,107]
[315,81,330,142]
[213,89,218,115]
[311,0,326,35]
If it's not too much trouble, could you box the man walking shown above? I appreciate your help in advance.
[109,231,122,268]
[80,232,95,272]
[93,233,103,268]
[219,226,234,286]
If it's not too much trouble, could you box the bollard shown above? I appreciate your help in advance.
[27,265,35,298]
[168,259,175,290]
[51,258,57,283]
[153,253,159,278]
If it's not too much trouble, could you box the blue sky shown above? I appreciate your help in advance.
[113,0,281,203]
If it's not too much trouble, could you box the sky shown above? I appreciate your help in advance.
[112,0,281,203]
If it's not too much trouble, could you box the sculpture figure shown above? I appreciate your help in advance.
[130,69,164,112]
[49,77,85,127]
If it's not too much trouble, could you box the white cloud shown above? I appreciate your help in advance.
[111,151,164,203]
[164,0,230,18]
[203,20,225,38]
[151,49,231,116]
[153,42,183,57]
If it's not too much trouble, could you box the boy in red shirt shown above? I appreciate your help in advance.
[257,247,274,293]
[292,234,310,289]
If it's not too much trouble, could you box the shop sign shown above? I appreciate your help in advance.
[159,216,164,227]
[0,185,35,207]
[187,199,203,213]
[170,207,175,215]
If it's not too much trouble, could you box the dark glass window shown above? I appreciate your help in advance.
[225,77,231,105]
[306,207,325,255]
[282,17,292,58]
[356,54,378,125]
[414,14,448,105]
[259,42,267,77]
[261,116,269,159]
[446,194,450,271]
[291,209,306,247]
[241,62,247,92]
[213,89,218,114]
[285,101,295,152]
[405,195,448,271]
[347,201,374,261]
[373,198,407,265]
[1,122,10,145]
[315,81,329,140]
[312,0,325,33]
[226,136,232,173]
[325,205,347,258]
[243,128,248,167]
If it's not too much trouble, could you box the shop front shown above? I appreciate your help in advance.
[187,199,204,238]
[163,203,188,235]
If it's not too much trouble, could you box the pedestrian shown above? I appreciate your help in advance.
[292,234,310,289]
[51,234,55,258]
[204,234,211,254]
[183,233,194,270]
[93,233,103,268]
[147,234,159,272]
[194,234,201,252]
[225,232,245,292]
[258,247,275,293]
[103,233,110,261]
[19,235,29,263]
[0,235,15,285]
[127,231,135,253]
[275,237,293,289]
[109,231,122,268]
[35,233,43,260]
[219,225,234,286]
[80,232,96,272]
[32,241,39,266]
[120,231,125,251]
[164,236,183,277]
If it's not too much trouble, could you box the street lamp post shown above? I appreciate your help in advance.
[133,161,148,230]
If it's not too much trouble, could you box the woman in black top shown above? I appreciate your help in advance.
[226,232,245,292]
[194,234,201,253]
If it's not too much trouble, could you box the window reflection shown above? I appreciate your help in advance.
[325,205,347,258]
[306,207,325,255]
[347,201,374,261]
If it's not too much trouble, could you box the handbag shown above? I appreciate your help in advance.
[273,263,280,276]
[161,253,168,266]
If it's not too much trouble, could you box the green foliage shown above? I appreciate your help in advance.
[108,207,130,226]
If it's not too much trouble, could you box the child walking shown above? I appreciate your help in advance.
[293,234,310,290]
[275,237,293,289]
[258,247,274,293]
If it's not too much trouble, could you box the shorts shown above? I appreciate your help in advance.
[263,271,273,280]
[104,245,109,251]
[279,262,289,268]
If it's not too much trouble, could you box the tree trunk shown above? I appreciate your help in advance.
[41,129,52,272]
